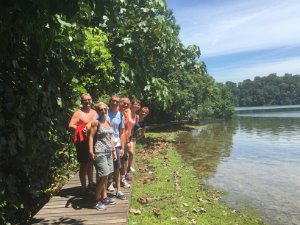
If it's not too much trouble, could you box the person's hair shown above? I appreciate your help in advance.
[120,97,131,105]
[97,102,107,109]
[138,106,149,115]
[108,93,120,105]
[141,106,149,113]
[131,98,141,105]
[110,93,120,100]
[96,102,108,117]
[81,93,91,100]
[120,97,129,103]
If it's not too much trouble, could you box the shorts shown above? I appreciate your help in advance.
[113,146,121,170]
[75,140,90,163]
[93,152,114,177]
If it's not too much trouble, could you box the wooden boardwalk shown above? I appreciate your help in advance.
[30,173,131,225]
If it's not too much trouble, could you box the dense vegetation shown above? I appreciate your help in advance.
[226,73,300,106]
[0,0,234,224]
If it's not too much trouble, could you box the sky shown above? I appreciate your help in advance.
[166,0,300,83]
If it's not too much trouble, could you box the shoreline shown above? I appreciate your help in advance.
[128,125,266,224]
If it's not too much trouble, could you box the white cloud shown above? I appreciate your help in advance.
[168,0,300,82]
[174,0,300,57]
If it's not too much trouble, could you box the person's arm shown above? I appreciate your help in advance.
[119,112,126,157]
[84,120,93,135]
[110,136,117,160]
[136,121,147,141]
[88,120,97,160]
[84,111,98,135]
[119,128,125,157]
[68,111,80,132]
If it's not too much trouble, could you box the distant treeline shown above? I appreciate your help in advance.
[225,73,300,106]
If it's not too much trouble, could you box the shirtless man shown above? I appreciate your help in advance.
[69,93,97,192]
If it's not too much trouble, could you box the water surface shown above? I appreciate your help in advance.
[176,107,300,225]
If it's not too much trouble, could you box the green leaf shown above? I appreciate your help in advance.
[55,15,74,28]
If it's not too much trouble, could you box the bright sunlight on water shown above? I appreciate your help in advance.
[176,106,300,225]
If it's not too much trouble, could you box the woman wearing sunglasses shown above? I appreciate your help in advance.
[89,102,117,211]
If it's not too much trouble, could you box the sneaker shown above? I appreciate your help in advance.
[102,197,116,205]
[107,182,115,192]
[96,201,107,211]
[125,173,132,181]
[121,178,131,188]
[130,166,136,172]
[116,191,127,200]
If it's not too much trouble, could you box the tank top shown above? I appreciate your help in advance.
[94,122,113,154]
[123,112,130,143]
[127,111,137,137]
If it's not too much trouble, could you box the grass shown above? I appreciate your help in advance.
[128,127,266,225]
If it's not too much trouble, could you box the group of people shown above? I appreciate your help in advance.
[68,93,149,211]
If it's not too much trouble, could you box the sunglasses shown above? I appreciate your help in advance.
[98,108,107,112]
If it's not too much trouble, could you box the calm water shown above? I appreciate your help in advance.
[176,106,300,225]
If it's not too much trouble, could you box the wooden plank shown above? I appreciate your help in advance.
[31,219,127,225]
[30,172,132,225]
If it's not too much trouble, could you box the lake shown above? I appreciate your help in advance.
[176,105,300,225]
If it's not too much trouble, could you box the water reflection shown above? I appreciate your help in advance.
[176,116,300,225]
[177,121,237,178]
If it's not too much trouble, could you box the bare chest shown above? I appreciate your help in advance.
[78,110,96,124]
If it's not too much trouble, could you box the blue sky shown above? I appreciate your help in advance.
[166,0,300,83]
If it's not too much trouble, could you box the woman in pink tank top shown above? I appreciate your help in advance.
[125,99,141,174]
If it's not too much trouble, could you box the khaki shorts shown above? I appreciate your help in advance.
[93,152,114,177]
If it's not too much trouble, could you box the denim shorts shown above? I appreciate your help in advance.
[93,152,114,177]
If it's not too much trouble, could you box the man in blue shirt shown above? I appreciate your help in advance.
[106,94,127,200]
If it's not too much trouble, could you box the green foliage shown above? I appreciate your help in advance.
[0,0,111,224]
[0,0,235,223]
[211,83,235,119]
[166,61,234,121]
[226,73,300,106]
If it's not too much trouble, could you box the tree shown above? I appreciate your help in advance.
[0,1,236,223]
[226,74,300,106]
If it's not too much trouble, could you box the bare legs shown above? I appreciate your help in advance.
[114,169,121,192]
[95,175,108,202]
[127,140,136,172]
[79,161,94,190]
[79,162,88,189]
[120,157,126,178]
[87,161,94,184]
